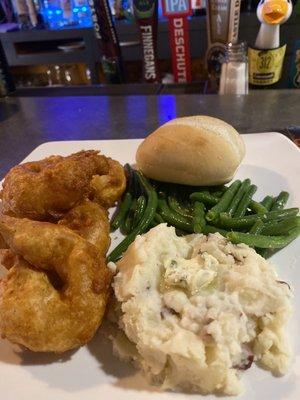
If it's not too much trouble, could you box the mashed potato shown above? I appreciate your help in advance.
[112,224,292,395]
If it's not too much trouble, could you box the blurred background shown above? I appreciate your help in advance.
[0,0,299,94]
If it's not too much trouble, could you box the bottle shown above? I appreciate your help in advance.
[60,0,75,26]
[15,0,32,29]
[219,42,249,94]
[205,0,242,84]
[43,0,63,28]
[249,0,293,88]
[89,0,124,83]
[32,0,46,28]
[26,0,39,27]
[73,0,92,27]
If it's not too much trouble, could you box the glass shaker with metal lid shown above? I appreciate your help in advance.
[219,42,249,95]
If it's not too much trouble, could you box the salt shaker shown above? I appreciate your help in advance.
[219,42,249,95]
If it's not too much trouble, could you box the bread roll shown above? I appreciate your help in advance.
[136,116,245,186]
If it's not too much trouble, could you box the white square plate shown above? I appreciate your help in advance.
[0,133,299,400]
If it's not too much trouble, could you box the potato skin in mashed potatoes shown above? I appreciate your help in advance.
[111,224,291,396]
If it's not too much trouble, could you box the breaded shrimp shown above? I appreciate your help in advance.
[90,157,126,208]
[0,150,109,220]
[58,199,111,255]
[0,214,111,353]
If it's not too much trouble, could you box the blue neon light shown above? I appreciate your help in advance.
[157,96,177,124]
[42,3,93,28]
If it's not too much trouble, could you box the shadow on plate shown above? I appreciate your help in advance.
[19,348,76,366]
[0,319,159,393]
[87,323,135,380]
[0,338,76,366]
[87,322,162,393]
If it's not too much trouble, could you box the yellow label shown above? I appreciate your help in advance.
[248,45,286,85]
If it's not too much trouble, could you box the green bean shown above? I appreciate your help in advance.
[121,214,133,235]
[124,163,135,193]
[107,171,158,263]
[226,179,251,216]
[154,212,164,224]
[208,185,227,193]
[158,198,193,232]
[271,191,289,211]
[227,227,300,249]
[192,202,206,233]
[249,200,268,215]
[190,191,219,206]
[261,195,274,211]
[148,220,158,229]
[120,198,136,235]
[261,216,300,236]
[256,248,270,258]
[206,180,241,221]
[188,185,211,193]
[249,219,264,234]
[202,225,228,237]
[109,171,298,263]
[213,190,225,197]
[218,212,259,230]
[257,247,281,259]
[234,184,257,218]
[110,192,132,231]
[219,209,299,231]
[168,195,191,218]
[266,208,299,221]
[132,195,146,229]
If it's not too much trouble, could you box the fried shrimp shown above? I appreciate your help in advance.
[90,157,126,208]
[0,234,7,249]
[58,199,111,255]
[0,214,111,352]
[0,150,109,220]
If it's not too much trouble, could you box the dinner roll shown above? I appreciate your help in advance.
[136,115,245,186]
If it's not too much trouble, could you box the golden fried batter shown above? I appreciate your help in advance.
[0,215,111,353]
[58,199,111,255]
[90,158,126,208]
[0,248,16,269]
[0,234,7,249]
[1,150,109,220]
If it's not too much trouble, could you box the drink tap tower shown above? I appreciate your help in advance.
[133,0,160,83]
[248,0,293,86]
[205,0,242,83]
[162,0,192,83]
[89,0,124,83]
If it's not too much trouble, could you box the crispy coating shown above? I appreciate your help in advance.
[1,150,109,220]
[58,199,111,255]
[90,157,126,208]
[0,214,111,353]
[0,248,16,269]
[0,234,7,249]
